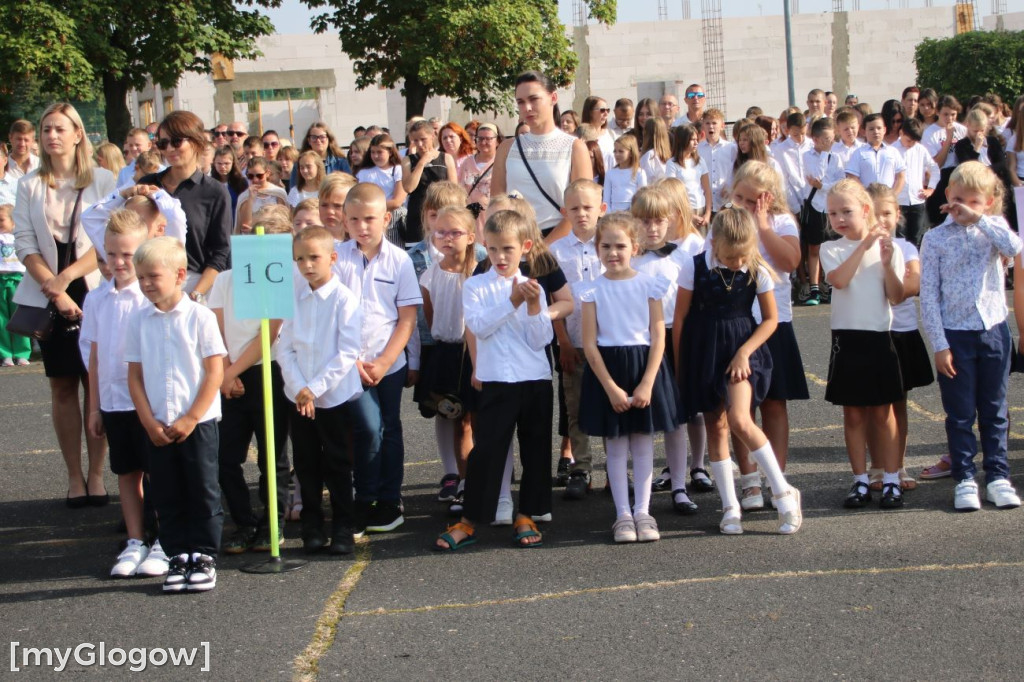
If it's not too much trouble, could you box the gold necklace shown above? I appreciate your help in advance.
[715,267,740,292]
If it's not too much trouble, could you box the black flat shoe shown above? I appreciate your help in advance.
[329,527,354,555]
[87,491,110,507]
[843,481,872,509]
[689,468,715,493]
[66,492,89,509]
[879,482,904,509]
[671,489,699,515]
[302,528,327,554]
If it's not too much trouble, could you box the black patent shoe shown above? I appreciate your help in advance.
[671,489,698,515]
[879,482,904,510]
[843,481,872,509]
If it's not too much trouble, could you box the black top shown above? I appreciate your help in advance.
[954,135,1010,187]
[405,151,451,243]
[140,168,232,273]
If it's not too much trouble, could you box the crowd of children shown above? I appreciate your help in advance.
[3,78,1023,592]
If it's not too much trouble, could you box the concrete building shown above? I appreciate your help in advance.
[129,5,976,142]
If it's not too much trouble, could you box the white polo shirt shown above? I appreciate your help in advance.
[80,279,148,412]
[549,231,603,347]
[846,143,906,188]
[124,296,227,424]
[463,269,553,383]
[277,275,363,409]
[333,238,422,376]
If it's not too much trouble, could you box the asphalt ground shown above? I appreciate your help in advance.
[3,301,1024,680]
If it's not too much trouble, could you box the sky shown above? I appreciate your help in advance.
[264,0,1024,35]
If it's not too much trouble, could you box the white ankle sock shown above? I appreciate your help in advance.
[688,416,707,470]
[630,433,654,515]
[435,418,458,477]
[664,428,689,491]
[606,436,632,517]
[499,444,514,500]
[854,473,869,485]
[882,471,901,493]
[739,472,762,490]
[750,442,790,496]
[710,459,739,512]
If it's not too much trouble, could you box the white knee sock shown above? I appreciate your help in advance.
[606,436,632,517]
[710,459,739,513]
[630,433,654,515]
[750,442,790,496]
[499,443,514,500]
[435,418,458,477]
[665,427,689,492]
[688,415,707,470]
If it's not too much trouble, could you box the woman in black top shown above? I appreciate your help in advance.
[138,111,232,301]
[401,119,457,244]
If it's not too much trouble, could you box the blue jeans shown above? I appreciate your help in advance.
[351,366,407,503]
[937,323,1011,485]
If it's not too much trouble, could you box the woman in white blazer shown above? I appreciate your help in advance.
[13,102,115,507]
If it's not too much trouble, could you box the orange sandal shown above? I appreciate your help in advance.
[434,522,476,551]
[513,516,543,548]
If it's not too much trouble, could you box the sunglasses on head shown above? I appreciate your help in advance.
[155,137,187,151]
[247,172,265,181]
[686,92,706,99]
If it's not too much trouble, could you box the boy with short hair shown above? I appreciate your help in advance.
[846,113,906,197]
[549,179,606,499]
[893,118,939,247]
[126,237,227,593]
[831,110,865,168]
[697,108,737,216]
[335,183,421,534]
[82,210,159,577]
[278,226,364,554]
[805,89,826,119]
[801,117,845,306]
[775,112,814,215]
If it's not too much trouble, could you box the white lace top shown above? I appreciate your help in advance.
[505,130,575,233]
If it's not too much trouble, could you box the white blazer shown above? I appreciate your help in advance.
[12,167,116,307]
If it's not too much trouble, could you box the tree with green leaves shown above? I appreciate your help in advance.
[915,30,1024,108]
[303,0,616,119]
[0,0,280,143]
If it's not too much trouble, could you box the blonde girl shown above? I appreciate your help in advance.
[603,135,648,212]
[727,161,808,511]
[654,177,695,242]
[866,183,932,493]
[640,117,672,182]
[317,172,358,240]
[288,151,326,206]
[580,213,682,542]
[631,188,702,513]
[665,124,711,229]
[95,142,125,176]
[674,208,801,535]
[820,179,905,510]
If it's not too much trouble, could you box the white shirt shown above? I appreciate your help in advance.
[830,139,866,170]
[0,232,24,274]
[80,279,148,412]
[923,122,968,169]
[665,157,709,211]
[580,271,670,347]
[419,262,468,343]
[549,231,603,347]
[602,166,648,212]
[635,240,697,328]
[6,154,40,181]
[802,148,845,213]
[845,142,906,188]
[758,213,800,324]
[775,137,814,213]
[124,296,227,424]
[357,165,403,200]
[893,140,940,206]
[463,269,553,382]
[891,238,920,333]
[639,150,668,182]
[82,189,187,259]
[1005,133,1024,178]
[677,250,773,295]
[277,275,363,409]
[820,237,904,332]
[207,270,275,364]
[697,138,737,212]
[287,187,319,207]
[333,239,422,375]
[116,160,168,189]
[0,173,17,207]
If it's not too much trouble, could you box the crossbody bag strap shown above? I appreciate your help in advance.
[60,189,85,272]
[515,135,561,212]
[467,163,493,196]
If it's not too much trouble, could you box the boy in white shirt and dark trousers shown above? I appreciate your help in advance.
[845,113,907,196]
[893,118,940,248]
[775,112,814,217]
[334,184,421,534]
[278,226,364,555]
[435,210,554,551]
[126,237,227,593]
[697,108,737,218]
[801,117,845,306]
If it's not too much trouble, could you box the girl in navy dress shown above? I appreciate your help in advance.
[580,212,682,543]
[673,208,803,535]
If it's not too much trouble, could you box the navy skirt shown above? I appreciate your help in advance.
[764,321,810,401]
[825,329,904,406]
[891,329,934,391]
[414,340,478,414]
[580,345,682,438]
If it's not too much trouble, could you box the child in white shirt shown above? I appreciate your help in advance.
[602,135,648,212]
[892,118,939,248]
[665,124,711,230]
[0,204,30,365]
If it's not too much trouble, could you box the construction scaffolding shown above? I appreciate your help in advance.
[658,0,668,21]
[700,0,727,114]
[681,0,691,20]
[572,0,586,27]
[955,0,981,32]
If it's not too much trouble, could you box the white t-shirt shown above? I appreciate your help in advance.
[635,234,702,327]
[357,165,404,200]
[820,237,905,331]
[664,157,709,211]
[419,261,467,343]
[579,270,671,347]
[891,238,920,333]
[287,186,319,207]
[1005,133,1024,179]
[602,166,648,212]
[923,122,968,169]
[0,232,25,273]
[758,213,800,324]
[208,270,275,364]
[640,150,668,182]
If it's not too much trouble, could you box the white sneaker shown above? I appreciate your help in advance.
[954,479,981,512]
[491,496,514,526]
[136,540,170,577]
[110,539,149,578]
[986,480,1022,509]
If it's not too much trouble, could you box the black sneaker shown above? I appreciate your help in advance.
[689,468,714,493]
[365,502,404,533]
[652,467,672,492]
[223,526,257,555]
[301,526,327,554]
[186,553,216,592]
[163,554,190,593]
[564,470,592,500]
[554,458,573,487]
[353,500,374,538]
[879,482,904,510]
[438,474,459,502]
[329,526,355,555]
[843,481,872,508]
[251,526,284,552]
[448,489,464,517]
